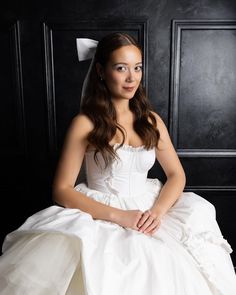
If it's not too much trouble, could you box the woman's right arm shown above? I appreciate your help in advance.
[52,114,123,222]
[52,114,143,230]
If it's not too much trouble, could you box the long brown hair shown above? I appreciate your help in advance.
[81,32,160,166]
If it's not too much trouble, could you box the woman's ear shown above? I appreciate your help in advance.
[96,62,104,80]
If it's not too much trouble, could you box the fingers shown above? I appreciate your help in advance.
[144,218,160,232]
[137,210,161,235]
[133,210,144,230]
[137,210,153,228]
[140,218,161,234]
[145,220,161,236]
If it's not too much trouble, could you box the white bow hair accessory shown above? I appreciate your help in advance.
[76,38,99,104]
[76,38,98,61]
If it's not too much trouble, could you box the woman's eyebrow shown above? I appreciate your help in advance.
[112,62,143,66]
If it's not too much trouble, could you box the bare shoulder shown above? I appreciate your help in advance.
[150,110,173,150]
[63,113,94,146]
[150,111,168,132]
[69,113,94,134]
[71,113,94,129]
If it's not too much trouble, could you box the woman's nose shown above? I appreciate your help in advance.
[125,69,135,82]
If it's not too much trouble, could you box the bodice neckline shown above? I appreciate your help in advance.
[112,143,146,151]
[85,143,153,154]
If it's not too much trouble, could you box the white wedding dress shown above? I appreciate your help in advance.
[0,143,236,295]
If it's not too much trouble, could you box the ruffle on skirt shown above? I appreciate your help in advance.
[160,191,235,295]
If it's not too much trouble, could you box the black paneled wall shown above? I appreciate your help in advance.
[1,1,236,265]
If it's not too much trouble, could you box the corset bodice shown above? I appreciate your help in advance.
[84,144,156,198]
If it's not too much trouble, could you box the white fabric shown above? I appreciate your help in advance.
[76,38,98,104]
[76,38,98,61]
[0,144,236,295]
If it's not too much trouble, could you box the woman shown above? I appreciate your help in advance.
[0,32,236,295]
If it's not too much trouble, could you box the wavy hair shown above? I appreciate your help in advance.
[80,32,160,167]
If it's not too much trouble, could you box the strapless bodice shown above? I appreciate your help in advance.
[84,144,156,198]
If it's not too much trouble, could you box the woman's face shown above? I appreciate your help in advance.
[98,45,143,101]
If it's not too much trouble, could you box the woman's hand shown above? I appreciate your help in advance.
[113,209,144,231]
[137,209,162,236]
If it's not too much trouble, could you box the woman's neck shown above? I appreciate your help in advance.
[111,98,130,115]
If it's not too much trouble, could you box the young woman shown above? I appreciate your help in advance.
[0,32,236,295]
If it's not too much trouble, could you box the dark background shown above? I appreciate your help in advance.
[1,0,236,266]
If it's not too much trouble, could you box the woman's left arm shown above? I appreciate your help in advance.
[150,112,186,217]
[137,112,186,234]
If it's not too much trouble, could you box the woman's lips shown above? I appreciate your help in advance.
[123,86,135,92]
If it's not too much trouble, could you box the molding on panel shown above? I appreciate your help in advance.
[184,185,236,193]
[43,23,57,155]
[177,149,236,157]
[184,186,236,192]
[2,20,27,156]
[170,19,236,158]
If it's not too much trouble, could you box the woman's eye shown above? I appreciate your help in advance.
[135,65,143,72]
[115,65,142,72]
[117,66,127,72]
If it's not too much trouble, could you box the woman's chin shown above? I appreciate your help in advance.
[122,91,136,99]
[112,94,135,101]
